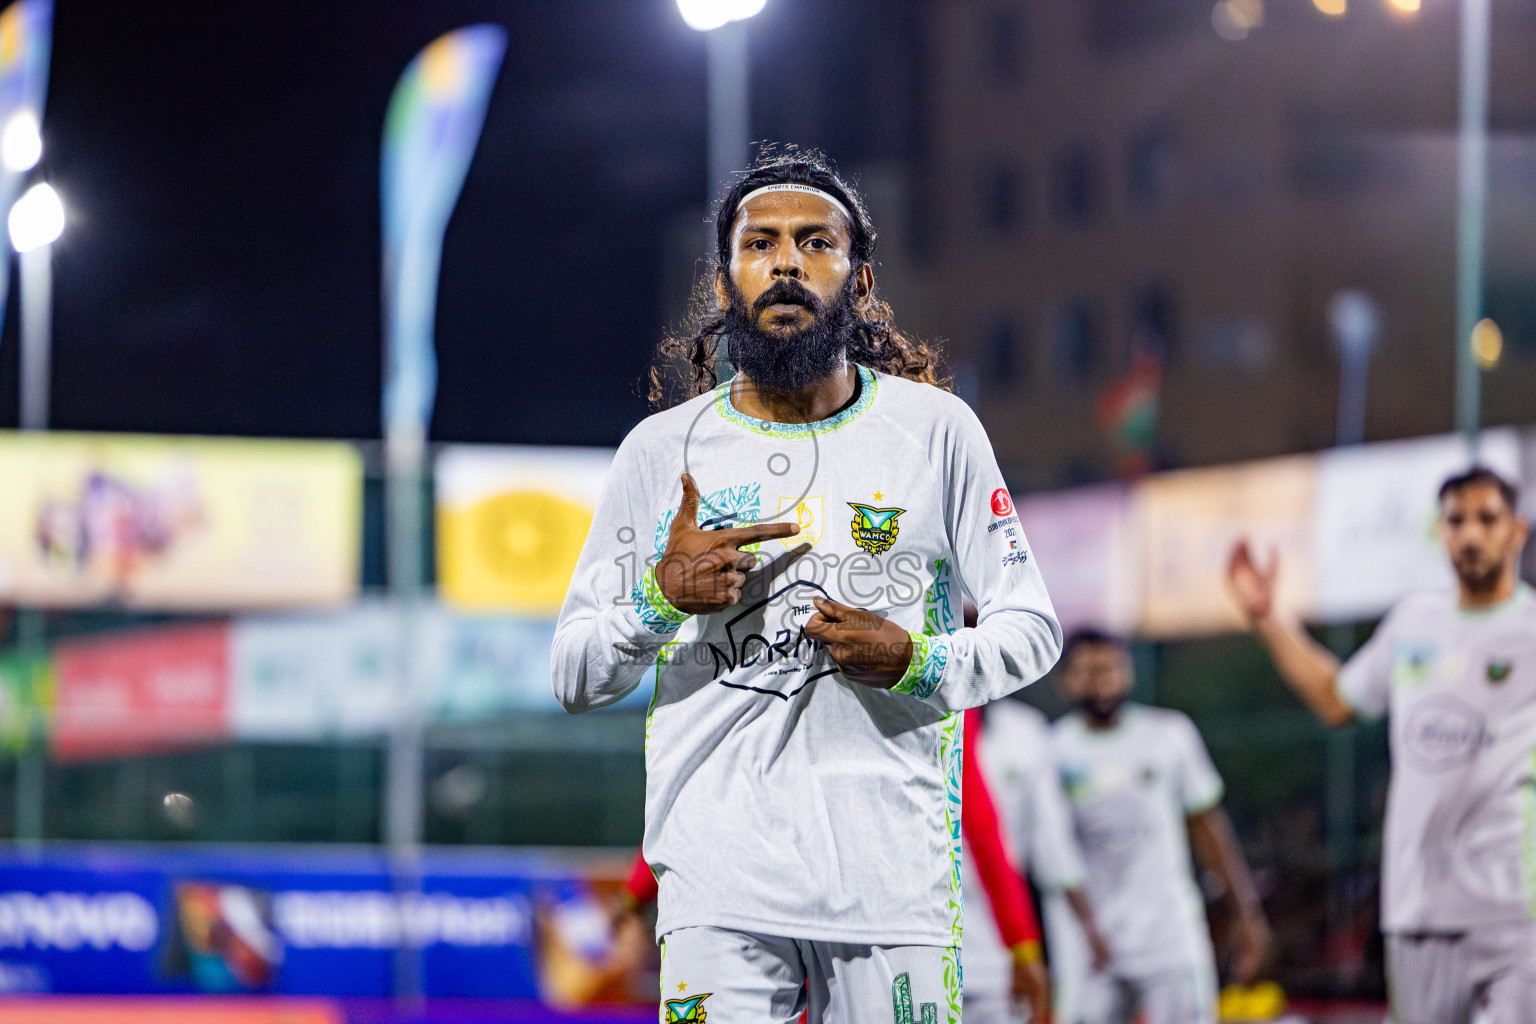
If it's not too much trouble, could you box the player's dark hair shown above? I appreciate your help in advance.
[648,144,946,408]
[1438,465,1519,512]
[1061,628,1127,665]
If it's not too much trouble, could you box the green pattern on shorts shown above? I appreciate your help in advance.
[941,946,962,1024]
[891,971,937,1024]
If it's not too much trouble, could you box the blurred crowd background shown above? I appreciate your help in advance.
[0,0,1534,1018]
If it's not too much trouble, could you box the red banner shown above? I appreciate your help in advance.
[51,624,230,761]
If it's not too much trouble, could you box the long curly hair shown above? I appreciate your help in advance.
[648,146,946,409]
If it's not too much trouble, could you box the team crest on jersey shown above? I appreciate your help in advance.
[778,495,823,547]
[848,502,905,555]
[1391,642,1437,688]
[1487,659,1513,683]
[664,994,711,1022]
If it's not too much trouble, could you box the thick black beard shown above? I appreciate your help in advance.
[723,276,857,395]
[1454,553,1505,598]
[1078,695,1126,726]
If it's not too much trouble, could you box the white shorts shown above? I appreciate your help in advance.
[1078,964,1218,1024]
[658,926,960,1024]
[1386,924,1536,1024]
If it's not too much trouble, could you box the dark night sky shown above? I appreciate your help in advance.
[0,0,913,448]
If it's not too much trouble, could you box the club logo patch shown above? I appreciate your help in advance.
[848,503,905,555]
[664,994,711,1022]
[778,495,823,547]
[1488,659,1513,683]
[1391,642,1437,688]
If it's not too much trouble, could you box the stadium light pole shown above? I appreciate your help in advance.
[8,178,63,849]
[1455,0,1490,448]
[10,182,62,432]
[1323,288,1378,974]
[678,0,767,216]
[1328,290,1380,448]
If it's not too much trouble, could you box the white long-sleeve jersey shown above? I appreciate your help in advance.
[552,366,1061,946]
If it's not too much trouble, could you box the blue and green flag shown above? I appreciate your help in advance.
[381,24,506,441]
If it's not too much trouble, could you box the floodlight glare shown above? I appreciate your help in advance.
[9,182,63,253]
[677,0,768,32]
[0,111,41,172]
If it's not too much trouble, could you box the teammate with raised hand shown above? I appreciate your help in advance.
[553,147,1061,1022]
[1228,466,1536,1024]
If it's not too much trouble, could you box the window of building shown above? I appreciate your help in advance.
[1192,317,1274,370]
[1053,302,1099,382]
[1051,141,1103,228]
[1130,283,1179,362]
[1086,0,1210,55]
[985,318,1024,388]
[1126,120,1178,212]
[976,161,1027,237]
[976,6,1030,85]
[1484,280,1536,357]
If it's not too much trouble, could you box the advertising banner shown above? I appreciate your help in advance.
[0,433,361,611]
[51,624,230,761]
[436,445,615,615]
[0,650,49,752]
[1134,455,1317,637]
[424,609,653,718]
[0,998,342,1024]
[1311,429,1521,621]
[0,846,653,1007]
[229,604,399,741]
[227,600,649,737]
[1016,485,1138,635]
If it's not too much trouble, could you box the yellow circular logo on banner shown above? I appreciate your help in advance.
[440,489,593,615]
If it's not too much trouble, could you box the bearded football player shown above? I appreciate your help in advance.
[552,148,1062,1022]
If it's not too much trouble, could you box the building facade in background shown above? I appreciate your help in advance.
[888,0,1536,489]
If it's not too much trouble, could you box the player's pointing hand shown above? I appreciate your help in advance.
[655,474,800,615]
[804,596,915,689]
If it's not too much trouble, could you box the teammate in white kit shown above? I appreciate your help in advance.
[1227,466,1536,1024]
[553,148,1062,1023]
[959,598,1110,1024]
[1050,631,1269,1024]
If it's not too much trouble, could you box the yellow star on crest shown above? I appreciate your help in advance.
[678,982,688,992]
[872,490,884,501]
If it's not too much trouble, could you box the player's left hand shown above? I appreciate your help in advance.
[803,597,913,688]
[1010,941,1052,1023]
[1230,911,1271,985]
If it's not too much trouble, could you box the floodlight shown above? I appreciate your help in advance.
[677,0,768,32]
[1,111,41,172]
[9,182,63,253]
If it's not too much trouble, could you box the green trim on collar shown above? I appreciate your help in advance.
[1455,582,1534,619]
[715,364,878,438]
